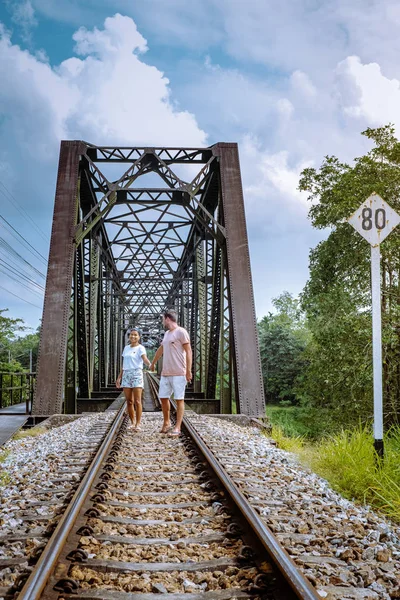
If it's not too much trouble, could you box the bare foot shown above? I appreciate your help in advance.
[167,429,181,437]
[160,423,172,433]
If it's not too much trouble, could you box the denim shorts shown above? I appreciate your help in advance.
[121,368,144,388]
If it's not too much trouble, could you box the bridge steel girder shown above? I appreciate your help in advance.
[34,141,82,414]
[33,140,265,416]
[213,143,265,416]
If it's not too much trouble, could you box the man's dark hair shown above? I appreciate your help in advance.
[163,309,177,322]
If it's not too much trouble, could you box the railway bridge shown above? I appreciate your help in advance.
[32,141,265,418]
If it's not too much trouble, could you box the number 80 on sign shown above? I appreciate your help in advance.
[347,193,400,247]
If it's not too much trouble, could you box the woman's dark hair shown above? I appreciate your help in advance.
[163,309,177,322]
[128,327,141,336]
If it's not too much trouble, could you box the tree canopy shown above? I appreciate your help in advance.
[298,125,400,425]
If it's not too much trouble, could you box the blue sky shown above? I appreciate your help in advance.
[1,0,399,331]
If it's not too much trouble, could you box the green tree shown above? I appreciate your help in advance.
[0,310,27,371]
[299,124,400,425]
[259,293,309,405]
[9,329,40,371]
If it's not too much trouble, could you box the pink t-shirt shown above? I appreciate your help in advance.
[161,326,190,376]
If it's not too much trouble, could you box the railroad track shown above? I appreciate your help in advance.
[0,374,319,600]
[0,411,117,598]
[2,376,397,600]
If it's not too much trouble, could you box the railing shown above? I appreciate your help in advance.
[0,372,36,413]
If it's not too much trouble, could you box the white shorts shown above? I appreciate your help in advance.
[159,375,187,400]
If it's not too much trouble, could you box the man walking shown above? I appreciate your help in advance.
[150,309,192,436]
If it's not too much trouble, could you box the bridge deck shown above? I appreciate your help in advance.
[0,403,29,446]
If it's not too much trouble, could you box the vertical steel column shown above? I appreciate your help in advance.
[206,244,222,399]
[76,244,89,398]
[33,141,83,415]
[89,240,100,392]
[196,241,207,393]
[190,252,199,390]
[104,276,111,387]
[213,143,265,416]
[220,252,232,413]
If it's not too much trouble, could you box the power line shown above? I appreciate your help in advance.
[0,284,43,309]
[0,180,50,243]
[0,238,46,279]
[0,261,45,295]
[0,253,45,292]
[0,215,48,265]
[0,251,44,289]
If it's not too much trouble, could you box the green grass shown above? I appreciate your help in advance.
[269,424,305,453]
[265,405,343,439]
[0,471,10,486]
[0,451,10,487]
[12,426,47,441]
[0,449,10,463]
[268,420,400,523]
[305,425,400,521]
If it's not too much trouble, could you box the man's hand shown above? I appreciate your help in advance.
[149,363,155,372]
[186,369,192,383]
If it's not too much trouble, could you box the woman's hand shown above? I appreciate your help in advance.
[116,377,121,389]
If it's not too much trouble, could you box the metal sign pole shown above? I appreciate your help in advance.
[370,245,384,457]
[347,192,400,460]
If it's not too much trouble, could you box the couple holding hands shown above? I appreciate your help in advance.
[116,309,192,436]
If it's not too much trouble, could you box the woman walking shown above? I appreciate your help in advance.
[116,329,151,431]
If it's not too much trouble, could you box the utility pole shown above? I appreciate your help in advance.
[29,349,33,373]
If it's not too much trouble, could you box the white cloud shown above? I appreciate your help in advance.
[241,136,311,219]
[73,14,147,57]
[335,56,400,129]
[3,4,400,320]
[0,13,208,325]
[290,70,317,98]
[0,13,206,160]
[7,0,37,41]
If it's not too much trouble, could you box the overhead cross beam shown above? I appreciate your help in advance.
[33,141,265,416]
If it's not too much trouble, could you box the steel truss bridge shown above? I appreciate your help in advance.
[32,141,265,417]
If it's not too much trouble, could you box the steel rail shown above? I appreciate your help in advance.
[17,404,126,600]
[147,372,319,600]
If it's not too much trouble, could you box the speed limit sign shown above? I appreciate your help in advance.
[347,193,400,246]
[347,193,400,458]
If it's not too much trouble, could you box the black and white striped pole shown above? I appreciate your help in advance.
[347,193,400,459]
